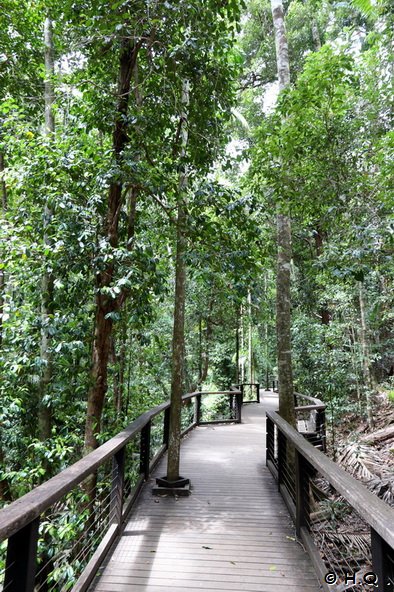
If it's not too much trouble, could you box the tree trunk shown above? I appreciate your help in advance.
[248,290,253,383]
[166,79,190,483]
[276,214,296,426]
[0,152,7,211]
[314,227,330,325]
[84,39,140,455]
[270,0,296,427]
[240,304,245,383]
[358,282,374,429]
[235,307,240,384]
[38,17,55,442]
[0,151,7,351]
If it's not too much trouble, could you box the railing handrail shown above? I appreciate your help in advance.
[0,389,240,543]
[294,391,325,411]
[267,409,394,549]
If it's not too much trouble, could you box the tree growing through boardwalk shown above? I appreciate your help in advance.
[166,80,190,484]
[270,0,296,427]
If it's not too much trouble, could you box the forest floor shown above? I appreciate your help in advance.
[328,393,394,507]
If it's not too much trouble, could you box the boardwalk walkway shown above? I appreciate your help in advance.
[89,394,321,592]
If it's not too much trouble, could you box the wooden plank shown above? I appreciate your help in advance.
[89,403,320,592]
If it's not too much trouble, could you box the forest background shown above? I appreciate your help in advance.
[0,0,393,508]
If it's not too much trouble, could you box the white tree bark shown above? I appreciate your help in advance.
[167,79,190,482]
[270,0,296,427]
[39,17,55,442]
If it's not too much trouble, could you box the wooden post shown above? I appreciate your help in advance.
[110,447,125,528]
[140,420,151,480]
[4,518,39,592]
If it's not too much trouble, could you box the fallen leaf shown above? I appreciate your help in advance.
[269,565,277,572]
[286,536,296,541]
[230,561,236,565]
[202,546,212,549]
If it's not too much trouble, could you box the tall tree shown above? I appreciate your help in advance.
[38,17,55,442]
[166,79,190,484]
[270,0,296,426]
[84,36,141,454]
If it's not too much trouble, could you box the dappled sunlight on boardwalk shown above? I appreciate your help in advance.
[90,393,320,592]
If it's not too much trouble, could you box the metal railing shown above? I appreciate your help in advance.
[233,382,260,403]
[0,388,242,592]
[266,410,394,592]
[294,391,326,451]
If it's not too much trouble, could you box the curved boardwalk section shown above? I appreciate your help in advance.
[90,395,320,592]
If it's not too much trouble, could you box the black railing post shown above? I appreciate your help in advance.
[316,409,326,452]
[277,429,286,493]
[371,528,390,592]
[4,518,39,592]
[163,407,170,448]
[266,415,274,467]
[235,390,243,423]
[295,450,310,538]
[229,393,234,419]
[256,383,260,403]
[140,420,151,480]
[110,446,125,528]
[195,394,202,424]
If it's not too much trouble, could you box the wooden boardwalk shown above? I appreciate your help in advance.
[90,394,321,592]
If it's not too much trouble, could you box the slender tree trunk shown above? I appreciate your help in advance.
[38,17,55,442]
[264,273,269,389]
[166,79,190,483]
[358,282,374,429]
[240,304,245,383]
[271,0,296,427]
[0,151,7,351]
[84,39,140,455]
[276,215,296,425]
[350,324,362,415]
[248,290,253,383]
[235,307,240,384]
[198,315,203,385]
[194,298,213,389]
[0,155,11,502]
[0,152,6,211]
[314,227,330,325]
[0,443,12,502]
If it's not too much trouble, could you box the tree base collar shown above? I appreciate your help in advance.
[153,475,191,496]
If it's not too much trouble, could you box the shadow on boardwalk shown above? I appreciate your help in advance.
[90,392,321,592]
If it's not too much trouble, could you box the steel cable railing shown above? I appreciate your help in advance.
[0,388,242,592]
[266,412,394,592]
